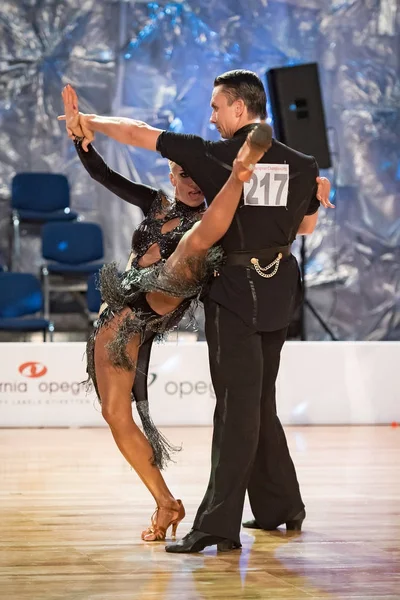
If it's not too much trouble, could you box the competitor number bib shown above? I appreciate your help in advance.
[244,164,289,207]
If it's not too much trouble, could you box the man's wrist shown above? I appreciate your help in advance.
[80,113,93,127]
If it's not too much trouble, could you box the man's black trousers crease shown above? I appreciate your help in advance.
[193,297,304,544]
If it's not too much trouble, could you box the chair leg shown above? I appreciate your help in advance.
[8,219,12,271]
[10,211,20,271]
[41,266,50,321]
[73,290,89,318]
[48,322,54,342]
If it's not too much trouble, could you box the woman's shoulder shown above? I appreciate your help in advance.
[147,189,172,214]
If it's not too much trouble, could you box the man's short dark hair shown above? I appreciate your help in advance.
[213,70,267,120]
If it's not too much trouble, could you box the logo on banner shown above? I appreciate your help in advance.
[146,372,213,398]
[18,362,48,378]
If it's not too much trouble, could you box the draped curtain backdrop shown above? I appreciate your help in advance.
[0,0,399,340]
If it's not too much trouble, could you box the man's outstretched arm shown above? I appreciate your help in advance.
[58,85,161,151]
[80,114,162,150]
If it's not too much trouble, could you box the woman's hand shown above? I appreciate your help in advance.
[316,176,334,208]
[60,84,83,136]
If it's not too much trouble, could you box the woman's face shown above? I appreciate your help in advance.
[169,164,204,207]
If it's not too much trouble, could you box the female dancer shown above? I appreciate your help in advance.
[61,86,269,542]
[62,87,208,542]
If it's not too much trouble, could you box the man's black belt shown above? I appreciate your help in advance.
[224,245,291,278]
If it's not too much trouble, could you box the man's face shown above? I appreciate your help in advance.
[170,164,204,207]
[209,85,239,139]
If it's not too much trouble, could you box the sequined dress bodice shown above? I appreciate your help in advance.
[131,193,204,267]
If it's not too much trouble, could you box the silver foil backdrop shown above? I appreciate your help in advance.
[0,0,399,340]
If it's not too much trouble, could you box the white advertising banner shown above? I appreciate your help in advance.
[0,341,399,427]
[0,343,101,427]
[278,341,400,425]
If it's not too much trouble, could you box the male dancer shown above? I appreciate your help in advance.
[60,71,332,552]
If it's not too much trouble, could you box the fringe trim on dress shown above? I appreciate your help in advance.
[85,246,224,469]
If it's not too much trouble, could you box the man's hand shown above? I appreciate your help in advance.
[316,176,334,208]
[58,84,95,151]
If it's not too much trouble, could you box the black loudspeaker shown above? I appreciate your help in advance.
[266,63,331,168]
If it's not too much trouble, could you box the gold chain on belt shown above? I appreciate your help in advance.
[250,252,283,278]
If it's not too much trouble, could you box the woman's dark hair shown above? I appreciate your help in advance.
[213,70,267,120]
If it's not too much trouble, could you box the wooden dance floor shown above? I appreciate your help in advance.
[1,426,399,599]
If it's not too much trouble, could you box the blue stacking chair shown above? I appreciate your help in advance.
[9,172,79,270]
[41,222,104,320]
[0,272,54,341]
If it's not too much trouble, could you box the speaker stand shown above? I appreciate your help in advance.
[299,236,337,341]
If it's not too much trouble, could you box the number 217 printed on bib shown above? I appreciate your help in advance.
[244,164,289,207]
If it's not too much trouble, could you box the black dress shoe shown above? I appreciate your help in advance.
[165,529,240,554]
[217,539,242,552]
[242,509,306,531]
[286,509,306,531]
[242,519,262,529]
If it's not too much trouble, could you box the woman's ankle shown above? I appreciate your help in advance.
[157,496,180,510]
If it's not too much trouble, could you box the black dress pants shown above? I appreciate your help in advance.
[193,297,304,543]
